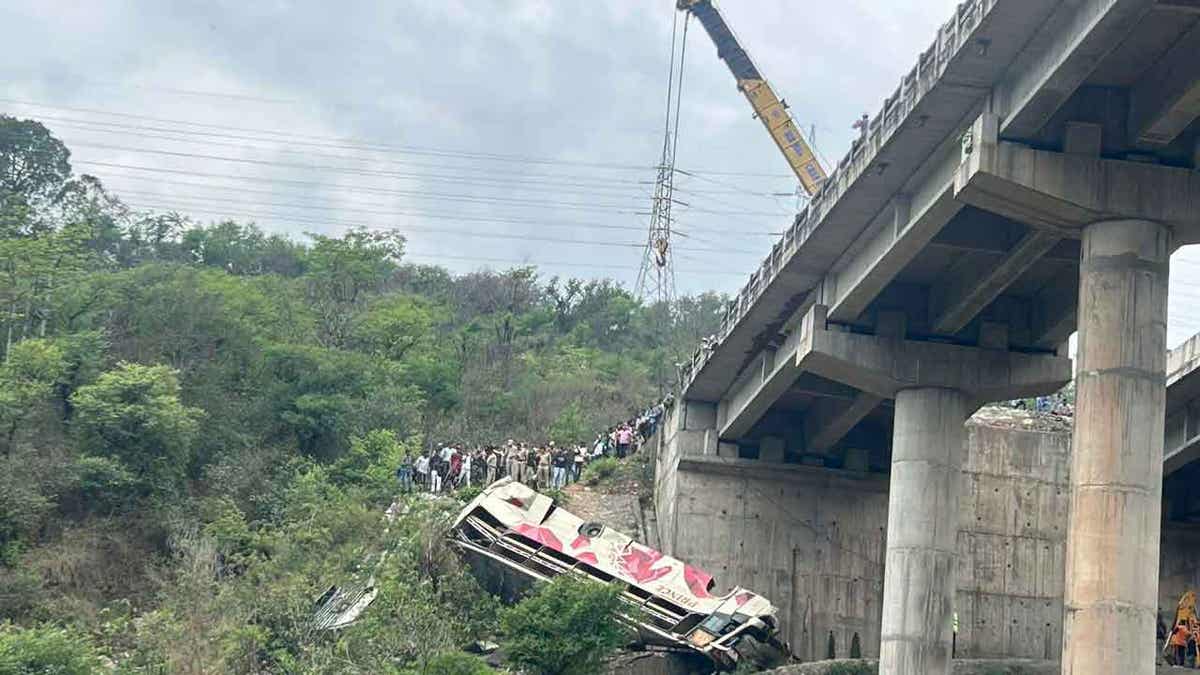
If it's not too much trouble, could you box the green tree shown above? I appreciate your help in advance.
[353,294,442,361]
[71,362,203,494]
[500,576,626,675]
[549,400,588,445]
[304,228,405,347]
[0,338,66,454]
[261,344,422,460]
[331,428,410,492]
[0,116,71,217]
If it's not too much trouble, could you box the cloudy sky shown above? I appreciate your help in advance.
[4,0,1200,346]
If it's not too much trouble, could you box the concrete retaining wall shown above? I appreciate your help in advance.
[654,416,1071,661]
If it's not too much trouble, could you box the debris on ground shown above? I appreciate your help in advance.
[970,404,1073,433]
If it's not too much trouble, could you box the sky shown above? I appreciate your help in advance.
[3,0,1200,347]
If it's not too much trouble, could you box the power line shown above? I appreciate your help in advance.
[0,98,799,179]
[119,199,762,256]
[45,115,791,201]
[48,140,789,217]
[401,251,751,278]
[26,117,660,193]
[46,118,791,210]
[74,162,784,238]
[97,175,780,239]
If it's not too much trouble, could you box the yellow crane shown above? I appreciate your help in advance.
[677,0,827,196]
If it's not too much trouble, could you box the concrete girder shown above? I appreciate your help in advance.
[1165,334,1200,476]
[804,391,883,453]
[998,0,1156,140]
[1030,267,1080,349]
[1164,423,1200,475]
[929,229,1063,335]
[956,113,1200,244]
[716,298,815,439]
[929,214,1079,261]
[822,135,964,324]
[1129,19,1200,146]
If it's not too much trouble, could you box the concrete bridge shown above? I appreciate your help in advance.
[671,1,1200,672]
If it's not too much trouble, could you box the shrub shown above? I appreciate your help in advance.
[69,455,136,514]
[71,362,202,496]
[400,652,491,675]
[542,488,570,507]
[580,457,620,486]
[455,485,483,504]
[0,624,101,675]
[500,576,626,675]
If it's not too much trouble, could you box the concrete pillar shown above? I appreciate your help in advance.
[879,387,967,675]
[1063,219,1171,674]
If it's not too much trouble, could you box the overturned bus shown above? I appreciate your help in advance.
[449,478,789,671]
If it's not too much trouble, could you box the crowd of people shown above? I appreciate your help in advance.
[394,397,673,495]
[1004,391,1074,416]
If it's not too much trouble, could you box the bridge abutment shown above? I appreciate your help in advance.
[1062,218,1170,674]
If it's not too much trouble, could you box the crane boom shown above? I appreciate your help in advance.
[677,0,827,196]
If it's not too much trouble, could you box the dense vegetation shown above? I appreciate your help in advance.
[0,115,724,672]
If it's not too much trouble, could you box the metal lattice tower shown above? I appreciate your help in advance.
[635,159,679,306]
[636,12,689,308]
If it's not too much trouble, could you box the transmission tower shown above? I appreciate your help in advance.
[636,11,689,309]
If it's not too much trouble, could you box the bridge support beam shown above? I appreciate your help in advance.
[879,387,966,675]
[1062,218,1170,675]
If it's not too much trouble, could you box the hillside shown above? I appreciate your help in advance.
[0,115,725,671]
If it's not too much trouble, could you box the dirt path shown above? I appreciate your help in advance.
[562,478,643,540]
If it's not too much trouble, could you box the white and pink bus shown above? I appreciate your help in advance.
[450,478,789,671]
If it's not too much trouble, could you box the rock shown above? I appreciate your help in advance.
[469,640,499,654]
[603,650,705,675]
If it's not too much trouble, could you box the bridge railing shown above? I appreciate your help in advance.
[682,0,993,392]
